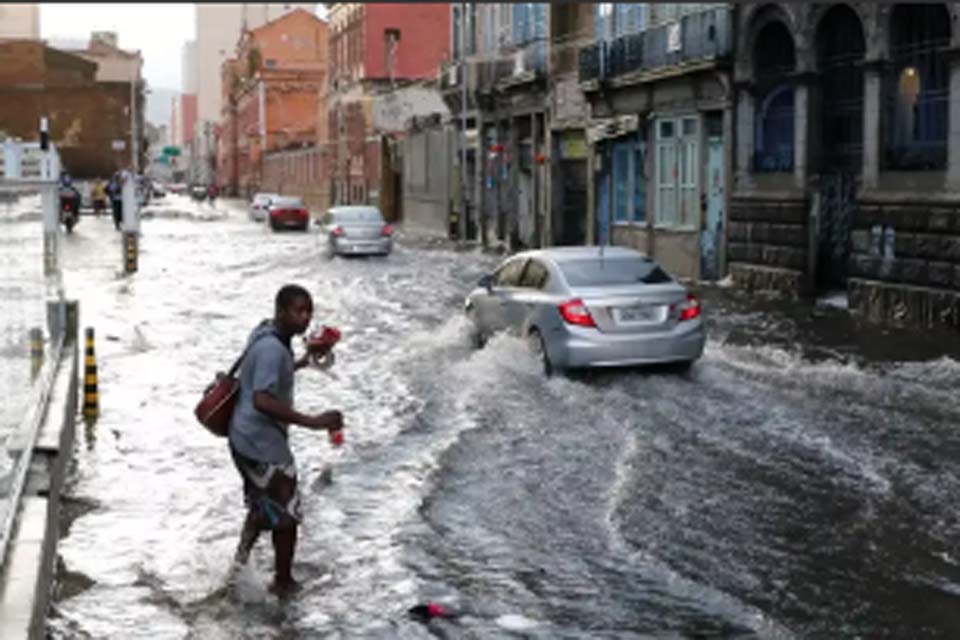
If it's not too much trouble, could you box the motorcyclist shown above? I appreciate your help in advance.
[58,172,82,233]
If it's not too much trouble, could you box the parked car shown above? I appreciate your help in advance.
[318,206,393,256]
[189,184,208,201]
[249,192,279,222]
[268,196,310,231]
[464,246,705,375]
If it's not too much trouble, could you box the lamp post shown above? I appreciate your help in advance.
[458,1,468,244]
[130,57,143,174]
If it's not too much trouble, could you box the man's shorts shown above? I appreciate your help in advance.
[229,446,303,531]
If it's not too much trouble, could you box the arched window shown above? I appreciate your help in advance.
[884,4,950,170]
[817,5,865,172]
[753,21,796,173]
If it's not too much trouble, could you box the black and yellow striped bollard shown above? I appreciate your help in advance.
[83,327,100,420]
[123,231,138,274]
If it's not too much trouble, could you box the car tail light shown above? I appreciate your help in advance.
[332,226,344,236]
[676,293,701,322]
[299,208,308,217]
[382,224,393,236]
[559,298,596,328]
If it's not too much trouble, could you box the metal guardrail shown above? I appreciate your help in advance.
[0,328,63,569]
[0,135,67,569]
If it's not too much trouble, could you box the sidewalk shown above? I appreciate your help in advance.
[693,281,960,365]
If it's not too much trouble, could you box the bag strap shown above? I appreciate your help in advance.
[226,326,280,378]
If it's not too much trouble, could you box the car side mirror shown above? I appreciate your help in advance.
[478,274,494,293]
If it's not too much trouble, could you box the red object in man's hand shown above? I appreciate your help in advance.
[307,325,341,351]
[329,428,344,447]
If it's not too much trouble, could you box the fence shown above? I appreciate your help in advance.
[261,146,331,211]
[0,139,67,568]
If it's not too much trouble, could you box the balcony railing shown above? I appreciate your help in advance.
[579,6,732,84]
[579,41,605,83]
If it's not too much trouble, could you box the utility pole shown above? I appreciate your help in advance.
[458,2,468,244]
[130,62,138,173]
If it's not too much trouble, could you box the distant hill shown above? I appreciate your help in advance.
[146,87,178,128]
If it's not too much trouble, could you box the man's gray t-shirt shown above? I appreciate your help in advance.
[229,321,295,465]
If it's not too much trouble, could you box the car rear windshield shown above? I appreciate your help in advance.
[559,257,673,286]
[336,208,383,223]
[273,198,304,208]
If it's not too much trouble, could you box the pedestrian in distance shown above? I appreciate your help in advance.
[228,283,343,598]
[107,172,123,231]
[91,179,107,216]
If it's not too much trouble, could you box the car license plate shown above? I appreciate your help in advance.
[615,305,660,323]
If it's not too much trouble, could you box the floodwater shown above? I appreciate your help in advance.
[29,196,960,639]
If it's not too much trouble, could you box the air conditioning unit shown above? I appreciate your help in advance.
[513,50,525,76]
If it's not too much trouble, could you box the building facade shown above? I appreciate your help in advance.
[440,3,550,247]
[732,3,960,329]
[0,4,39,40]
[218,8,327,196]
[578,4,734,281]
[192,3,315,184]
[0,40,144,177]
[69,31,141,83]
[548,3,593,247]
[326,2,450,219]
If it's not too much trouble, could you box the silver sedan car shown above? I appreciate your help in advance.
[464,246,705,374]
[249,192,279,222]
[318,206,393,256]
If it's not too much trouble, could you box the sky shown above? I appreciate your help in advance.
[40,3,328,92]
[40,3,196,91]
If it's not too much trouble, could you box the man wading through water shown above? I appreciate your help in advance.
[229,284,343,597]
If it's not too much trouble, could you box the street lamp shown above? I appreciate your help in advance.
[130,58,146,174]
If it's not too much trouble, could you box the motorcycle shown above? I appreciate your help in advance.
[59,188,81,233]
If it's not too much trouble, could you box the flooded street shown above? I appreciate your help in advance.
[37,197,960,639]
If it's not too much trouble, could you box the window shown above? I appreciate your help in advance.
[753,20,796,173]
[494,258,527,287]
[884,4,950,170]
[452,5,462,59]
[613,144,631,222]
[816,5,865,172]
[596,3,614,41]
[655,115,698,229]
[559,257,673,287]
[519,259,549,289]
[605,135,647,227]
[633,143,647,223]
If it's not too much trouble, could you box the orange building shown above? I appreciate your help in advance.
[217,8,328,195]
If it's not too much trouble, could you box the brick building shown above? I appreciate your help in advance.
[326,3,450,219]
[0,40,146,178]
[218,8,328,196]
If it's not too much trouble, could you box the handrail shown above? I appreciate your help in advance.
[0,330,64,570]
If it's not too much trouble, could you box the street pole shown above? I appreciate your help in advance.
[458,1,469,244]
[130,62,138,174]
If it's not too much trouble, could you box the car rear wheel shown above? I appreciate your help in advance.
[672,360,695,375]
[528,328,553,377]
